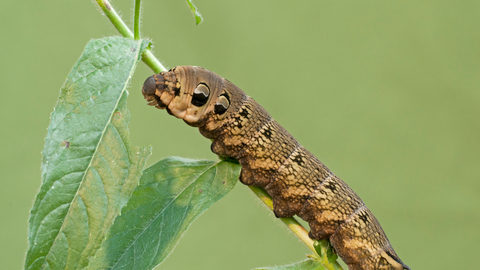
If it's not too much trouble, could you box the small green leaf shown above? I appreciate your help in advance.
[25,37,151,270]
[326,244,338,265]
[314,240,326,258]
[187,0,203,25]
[313,240,340,269]
[255,258,326,270]
[87,157,241,270]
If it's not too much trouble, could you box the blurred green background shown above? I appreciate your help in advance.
[1,0,479,269]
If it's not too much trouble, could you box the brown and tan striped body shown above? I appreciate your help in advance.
[142,66,410,270]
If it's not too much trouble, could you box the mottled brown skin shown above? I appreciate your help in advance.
[142,66,410,270]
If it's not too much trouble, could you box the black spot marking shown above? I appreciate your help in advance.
[262,128,273,140]
[323,181,338,193]
[358,211,369,224]
[291,153,305,166]
[239,108,250,118]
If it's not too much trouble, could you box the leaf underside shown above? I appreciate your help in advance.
[87,157,241,270]
[25,37,151,270]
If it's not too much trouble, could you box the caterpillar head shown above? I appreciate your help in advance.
[142,66,236,128]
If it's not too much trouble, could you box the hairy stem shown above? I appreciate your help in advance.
[248,186,316,252]
[93,1,342,269]
[94,0,167,72]
[134,0,141,40]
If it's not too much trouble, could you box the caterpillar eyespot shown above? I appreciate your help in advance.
[142,66,410,270]
[215,94,230,115]
[192,83,210,107]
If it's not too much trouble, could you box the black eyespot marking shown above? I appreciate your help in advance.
[215,94,230,115]
[192,83,210,107]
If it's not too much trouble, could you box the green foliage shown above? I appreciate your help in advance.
[88,157,240,269]
[25,35,241,270]
[314,240,340,269]
[255,259,325,270]
[186,0,203,25]
[25,37,151,269]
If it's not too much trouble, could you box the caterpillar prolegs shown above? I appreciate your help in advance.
[142,66,410,270]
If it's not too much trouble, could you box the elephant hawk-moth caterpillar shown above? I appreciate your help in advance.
[142,66,410,270]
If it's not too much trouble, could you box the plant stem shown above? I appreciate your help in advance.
[94,0,167,72]
[248,186,344,270]
[248,186,316,253]
[93,1,342,269]
[141,50,165,74]
[134,0,141,40]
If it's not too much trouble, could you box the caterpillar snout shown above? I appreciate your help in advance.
[142,74,166,109]
[142,75,158,96]
[142,71,179,111]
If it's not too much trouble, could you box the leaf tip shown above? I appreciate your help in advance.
[187,0,203,25]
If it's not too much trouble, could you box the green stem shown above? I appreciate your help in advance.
[248,186,316,253]
[94,0,167,72]
[134,0,141,40]
[142,50,165,74]
[93,1,342,269]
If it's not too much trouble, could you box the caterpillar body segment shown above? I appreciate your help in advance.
[142,66,410,270]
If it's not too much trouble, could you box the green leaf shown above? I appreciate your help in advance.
[255,259,326,270]
[87,157,241,270]
[313,240,340,269]
[314,240,325,258]
[187,0,203,25]
[326,245,338,265]
[25,37,151,270]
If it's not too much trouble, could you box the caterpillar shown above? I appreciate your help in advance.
[142,66,410,270]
